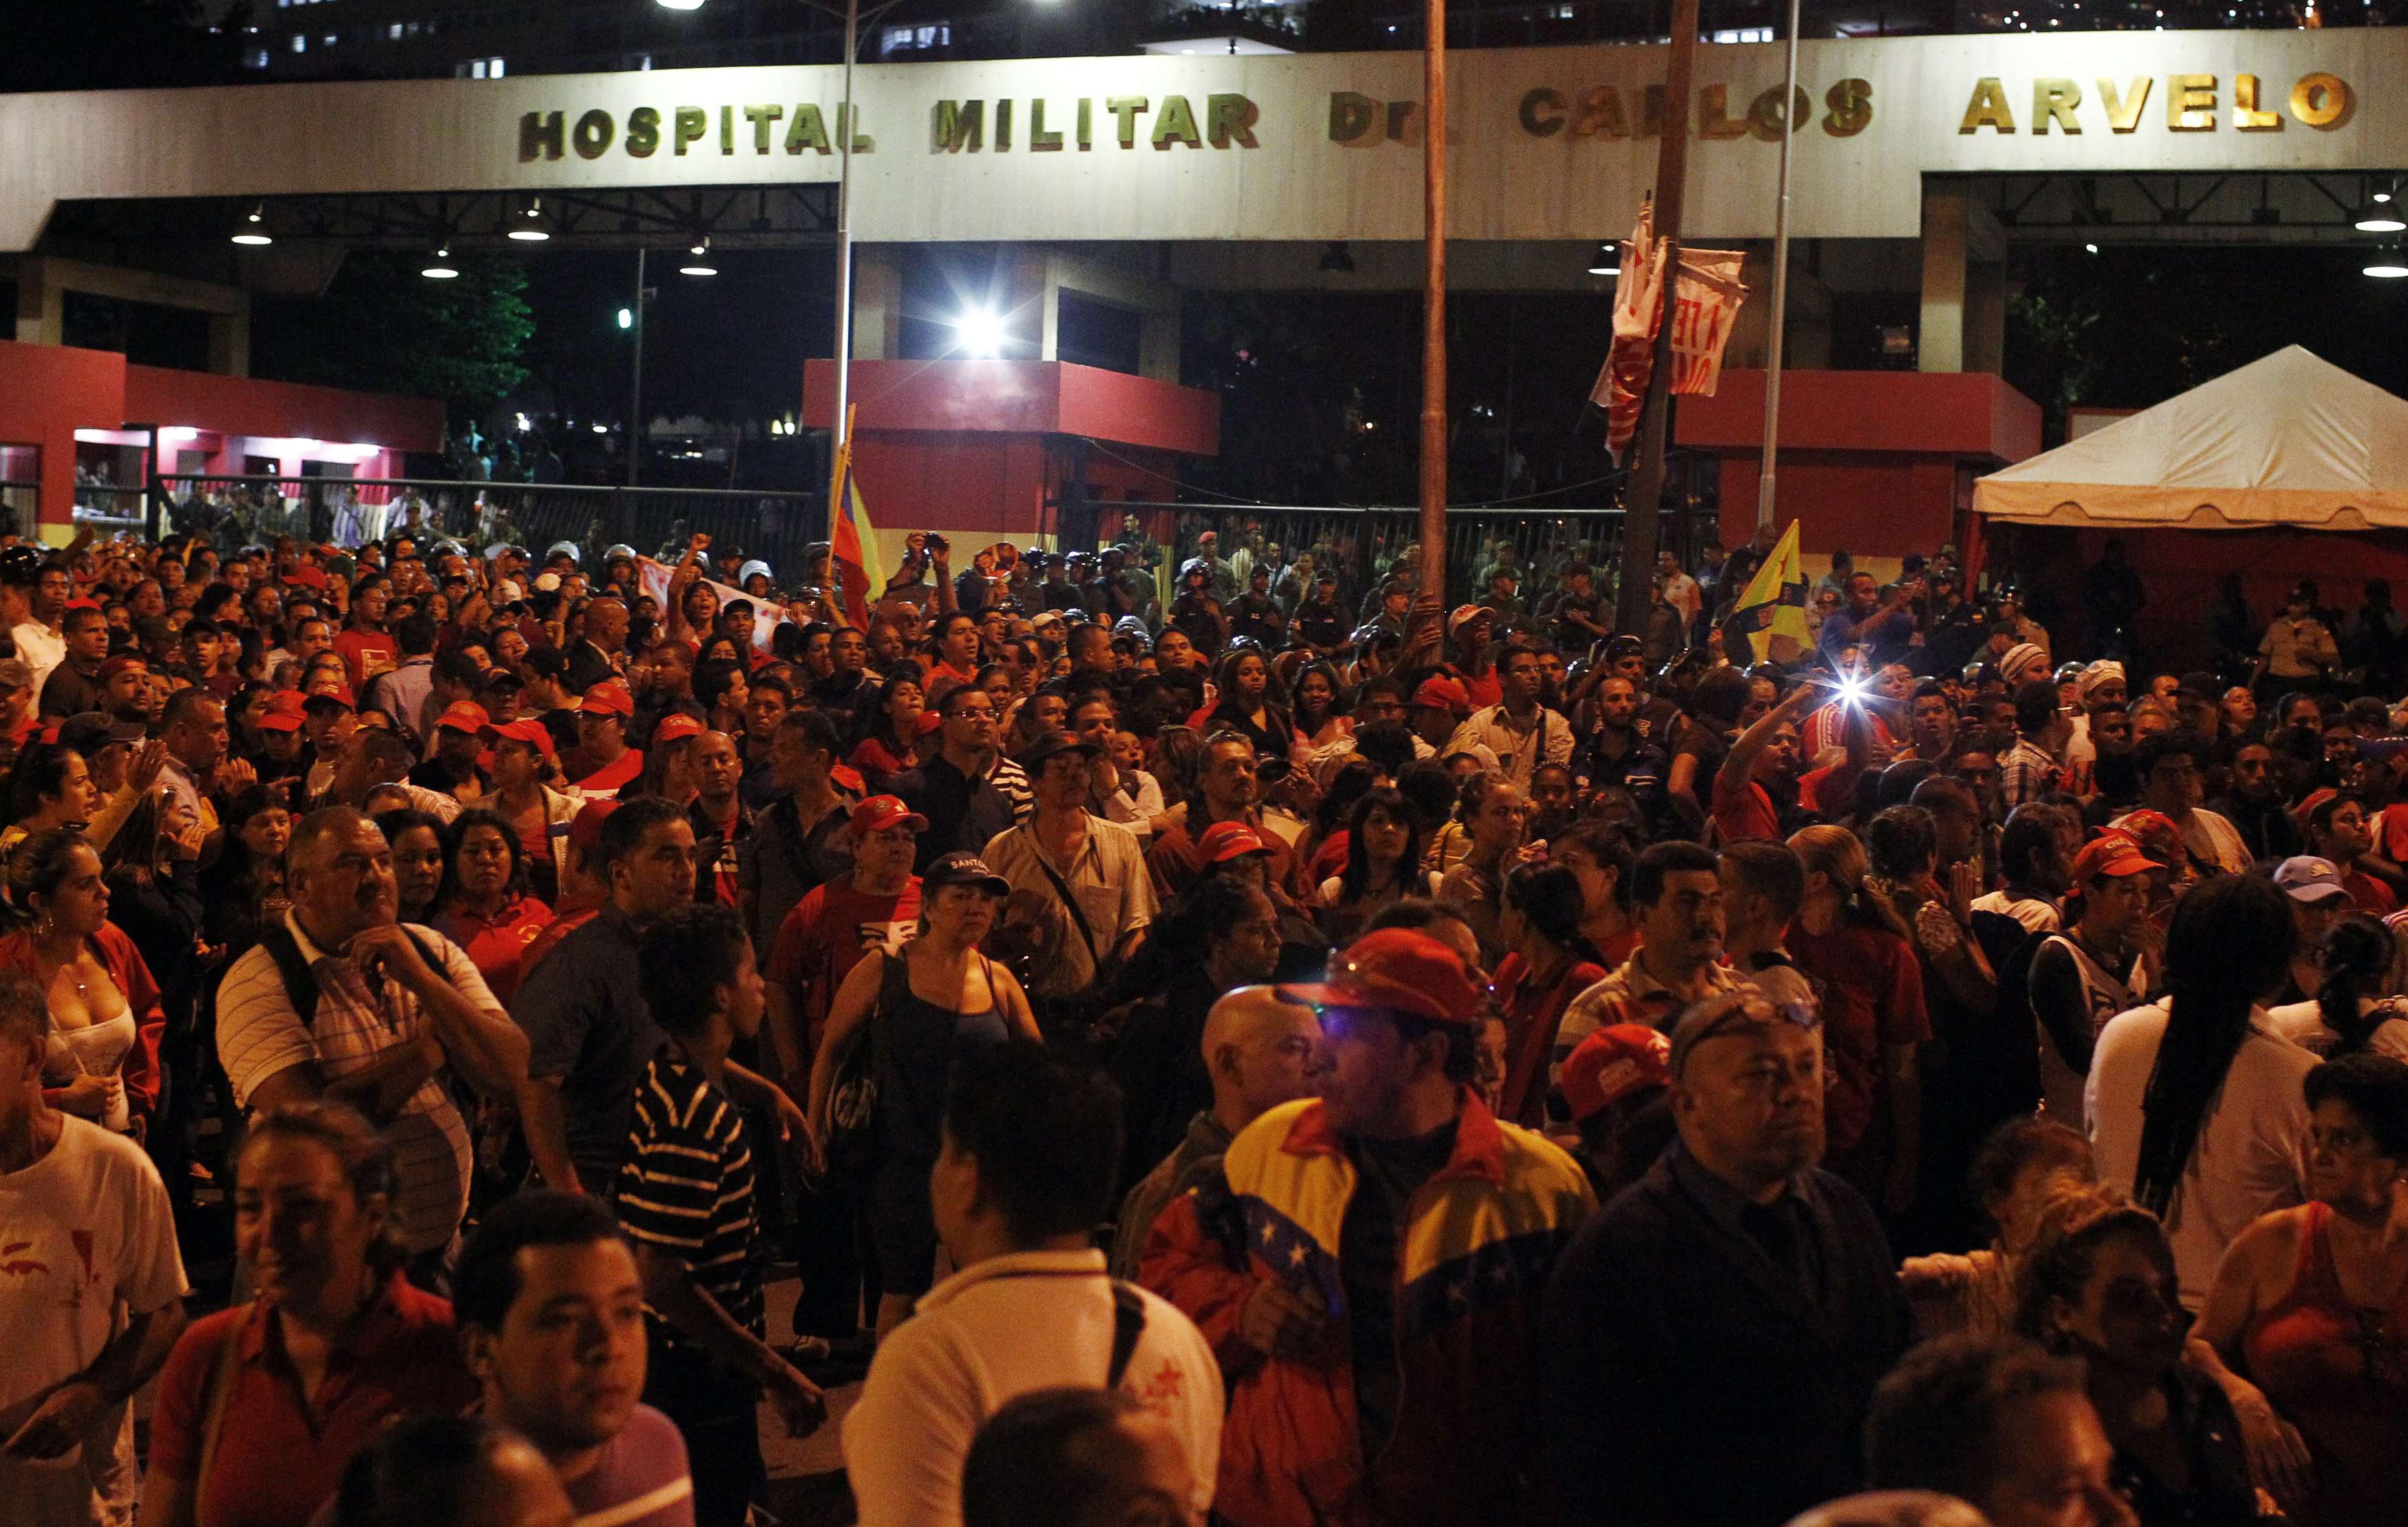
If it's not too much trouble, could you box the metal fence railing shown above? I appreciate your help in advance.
[1104,502,1653,615]
[155,477,826,581]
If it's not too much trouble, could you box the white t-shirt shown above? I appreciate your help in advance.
[0,1115,189,1527]
[2087,1001,2316,1309]
[1971,889,2063,936]
[2265,995,2408,1062]
[841,1248,1222,1527]
[12,621,63,701]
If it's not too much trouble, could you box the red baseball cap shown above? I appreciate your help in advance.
[490,717,556,758]
[435,701,491,735]
[578,682,634,718]
[257,690,308,733]
[1412,675,1472,718]
[2071,832,2154,885]
[851,794,929,836]
[653,712,705,744]
[1560,1024,1673,1124]
[1198,820,1268,863]
[96,656,147,681]
[566,798,621,852]
[1280,928,1484,1028]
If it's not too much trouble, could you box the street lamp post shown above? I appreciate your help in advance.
[659,0,903,533]
[1418,0,1449,617]
[628,246,647,487]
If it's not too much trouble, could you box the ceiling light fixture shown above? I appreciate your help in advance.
[230,204,273,246]
[420,245,460,279]
[678,237,718,277]
[508,197,551,242]
[1587,242,1620,277]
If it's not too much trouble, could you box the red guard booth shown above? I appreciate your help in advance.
[1677,368,2043,583]
[0,338,443,540]
[802,358,1221,567]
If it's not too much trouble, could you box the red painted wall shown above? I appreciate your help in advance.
[1679,369,2043,459]
[0,342,128,533]
[802,359,1219,456]
[125,366,443,453]
[0,340,440,535]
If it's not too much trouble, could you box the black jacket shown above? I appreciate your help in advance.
[1542,1147,1909,1527]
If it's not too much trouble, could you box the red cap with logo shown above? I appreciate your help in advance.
[489,717,556,758]
[2070,832,2155,885]
[653,713,705,744]
[1412,675,1472,718]
[850,795,930,835]
[579,682,634,718]
[435,701,492,735]
[1560,1024,1673,1124]
[1198,820,1269,863]
[257,690,308,733]
[1280,928,1484,1028]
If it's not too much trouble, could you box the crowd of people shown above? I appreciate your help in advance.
[0,513,2402,1527]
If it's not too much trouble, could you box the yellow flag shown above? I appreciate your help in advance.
[1729,521,1811,664]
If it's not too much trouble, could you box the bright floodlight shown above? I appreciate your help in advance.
[2358,210,2408,232]
[617,307,634,329]
[231,206,272,246]
[656,0,705,8]
[2366,257,2408,279]
[678,239,718,277]
[951,305,1008,358]
[1836,673,1871,709]
[1587,242,1620,277]
[422,246,459,279]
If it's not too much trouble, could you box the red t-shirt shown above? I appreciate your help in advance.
[149,1271,477,1527]
[332,627,397,688]
[1783,920,1932,1158]
[2344,869,2400,917]
[438,893,555,1006]
[768,878,923,1056]
[1710,772,1782,845]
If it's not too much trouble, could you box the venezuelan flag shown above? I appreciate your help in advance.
[1729,519,1812,665]
[828,408,885,632]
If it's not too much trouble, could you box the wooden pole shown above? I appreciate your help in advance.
[1613,0,1701,637]
[1417,0,1449,618]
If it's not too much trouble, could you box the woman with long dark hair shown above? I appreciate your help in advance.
[848,673,925,787]
[2267,911,2408,1060]
[2089,871,2314,1308]
[1291,661,1350,752]
[1315,785,1439,947]
[1202,646,1295,764]
[0,828,168,1141]
[1491,862,1606,1127]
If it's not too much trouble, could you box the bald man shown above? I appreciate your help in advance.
[1108,986,1318,1278]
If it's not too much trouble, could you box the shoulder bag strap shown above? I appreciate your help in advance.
[1106,1280,1149,1389]
[1027,842,1105,970]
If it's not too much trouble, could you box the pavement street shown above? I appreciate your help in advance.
[760,1270,867,1527]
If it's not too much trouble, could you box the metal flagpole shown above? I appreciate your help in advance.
[1417,0,1449,616]
[1755,0,1803,533]
[830,0,859,528]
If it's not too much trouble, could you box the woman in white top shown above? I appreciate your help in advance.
[2265,912,2408,1061]
[2087,873,2317,1308]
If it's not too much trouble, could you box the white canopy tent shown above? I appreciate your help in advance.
[1972,346,2408,532]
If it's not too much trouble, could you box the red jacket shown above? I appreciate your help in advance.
[1139,1093,1594,1527]
[0,921,166,1118]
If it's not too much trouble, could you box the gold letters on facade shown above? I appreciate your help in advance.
[1955,71,2354,134]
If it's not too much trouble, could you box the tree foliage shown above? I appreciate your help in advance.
[254,253,534,425]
